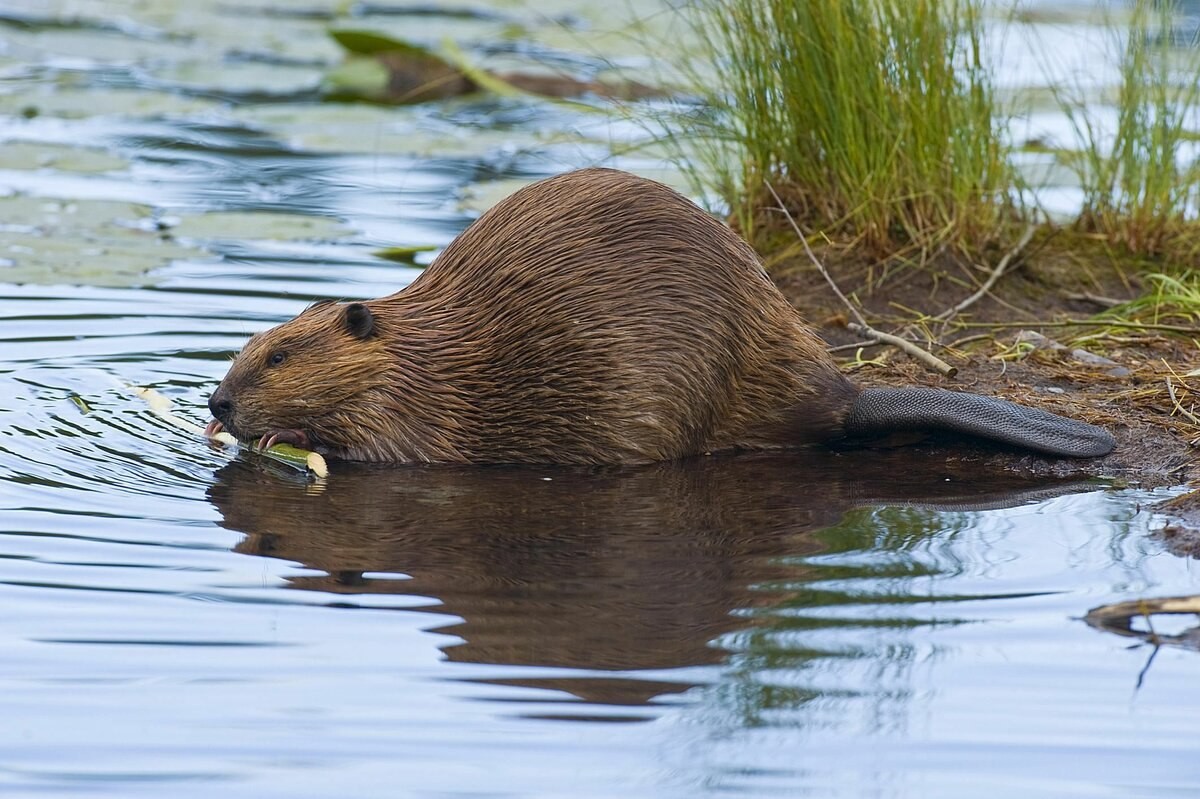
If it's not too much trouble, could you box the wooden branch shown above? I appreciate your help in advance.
[765,181,956,378]
[764,181,868,328]
[134,386,328,478]
[1066,291,1126,309]
[952,319,1200,334]
[1166,377,1200,426]
[847,323,958,377]
[827,339,880,353]
[1086,595,1200,626]
[934,224,1037,323]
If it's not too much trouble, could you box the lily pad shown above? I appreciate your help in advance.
[0,86,223,119]
[230,101,419,153]
[170,210,350,242]
[374,244,437,264]
[0,141,127,173]
[325,30,475,104]
[329,29,442,59]
[151,60,325,97]
[322,57,392,99]
[0,195,151,229]
[0,195,200,286]
[4,27,192,65]
[455,177,536,215]
[231,101,584,157]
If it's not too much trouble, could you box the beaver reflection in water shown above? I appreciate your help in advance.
[206,168,1115,464]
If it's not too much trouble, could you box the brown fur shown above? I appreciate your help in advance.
[209,168,861,464]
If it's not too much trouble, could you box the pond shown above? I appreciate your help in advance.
[1,1,1198,797]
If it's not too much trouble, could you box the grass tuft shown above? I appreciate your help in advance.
[679,0,1014,261]
[1104,271,1200,326]
[1049,1,1200,261]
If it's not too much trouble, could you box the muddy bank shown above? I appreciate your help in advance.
[771,242,1199,485]
[833,352,1195,484]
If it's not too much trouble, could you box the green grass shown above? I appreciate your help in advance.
[676,0,1200,278]
[679,0,1014,261]
[1050,1,1200,261]
[1105,271,1200,325]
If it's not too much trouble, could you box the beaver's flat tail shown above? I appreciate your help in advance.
[843,387,1115,458]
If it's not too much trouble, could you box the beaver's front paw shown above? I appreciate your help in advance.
[256,429,312,451]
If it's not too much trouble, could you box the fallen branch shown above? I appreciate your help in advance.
[827,339,880,354]
[1066,291,1126,309]
[765,182,868,329]
[952,319,1200,334]
[1165,376,1200,426]
[1085,594,1200,631]
[934,224,1038,323]
[847,323,958,377]
[765,182,956,377]
[133,386,328,479]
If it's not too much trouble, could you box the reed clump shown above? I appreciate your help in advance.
[1102,272,1200,327]
[1052,1,1200,262]
[682,0,1014,262]
[680,0,1200,286]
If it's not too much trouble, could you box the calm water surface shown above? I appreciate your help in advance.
[0,1,1198,797]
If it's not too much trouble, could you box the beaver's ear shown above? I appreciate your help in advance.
[343,303,375,340]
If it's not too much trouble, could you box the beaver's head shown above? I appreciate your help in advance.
[208,301,389,455]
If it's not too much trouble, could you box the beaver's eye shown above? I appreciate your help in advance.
[268,351,287,367]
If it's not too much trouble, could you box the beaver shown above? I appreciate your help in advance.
[206,167,1116,464]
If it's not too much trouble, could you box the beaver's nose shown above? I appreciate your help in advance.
[209,386,234,423]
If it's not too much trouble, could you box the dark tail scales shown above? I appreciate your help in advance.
[843,387,1115,458]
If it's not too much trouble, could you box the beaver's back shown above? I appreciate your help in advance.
[381,168,854,463]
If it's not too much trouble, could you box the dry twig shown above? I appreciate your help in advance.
[764,182,868,328]
[1166,378,1198,423]
[1165,370,1200,426]
[953,319,1200,334]
[847,323,958,377]
[765,182,957,377]
[934,224,1038,323]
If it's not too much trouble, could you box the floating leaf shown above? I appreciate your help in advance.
[0,86,222,120]
[329,29,441,59]
[374,244,437,265]
[326,29,473,104]
[323,57,391,98]
[439,38,525,100]
[0,142,127,173]
[171,211,349,242]
[0,197,198,287]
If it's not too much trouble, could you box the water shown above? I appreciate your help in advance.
[1,1,1199,797]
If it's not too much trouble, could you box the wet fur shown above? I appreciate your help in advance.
[211,168,863,463]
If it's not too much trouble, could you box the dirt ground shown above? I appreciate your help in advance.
[770,236,1200,489]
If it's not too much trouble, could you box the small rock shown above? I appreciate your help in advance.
[1015,331,1130,377]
